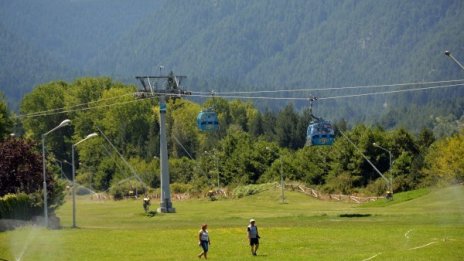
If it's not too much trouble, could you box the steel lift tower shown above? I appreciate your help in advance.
[135,71,190,213]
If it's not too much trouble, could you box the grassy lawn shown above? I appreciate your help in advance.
[1,185,463,260]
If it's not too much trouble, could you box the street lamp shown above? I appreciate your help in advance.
[72,132,98,228]
[445,50,464,71]
[42,119,71,227]
[373,142,393,197]
[266,147,284,203]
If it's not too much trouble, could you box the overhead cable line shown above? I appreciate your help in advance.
[16,81,463,119]
[206,79,464,95]
[19,93,135,118]
[18,96,153,118]
[190,82,464,101]
[319,83,464,100]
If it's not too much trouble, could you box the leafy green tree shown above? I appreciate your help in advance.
[390,151,414,192]
[276,104,300,149]
[169,157,196,184]
[390,128,419,155]
[329,125,369,189]
[74,137,110,191]
[169,100,200,158]
[432,114,460,138]
[0,92,13,140]
[65,77,121,138]
[218,129,271,185]
[96,87,152,157]
[127,156,159,189]
[249,110,264,137]
[20,81,73,162]
[324,171,361,194]
[422,130,464,185]
[417,128,435,151]
[229,100,250,131]
[261,108,277,141]
[294,146,331,185]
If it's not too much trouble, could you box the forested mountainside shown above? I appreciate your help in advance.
[0,0,162,108]
[0,23,75,106]
[1,0,463,131]
[93,0,464,85]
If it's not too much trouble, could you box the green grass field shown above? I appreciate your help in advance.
[1,185,463,260]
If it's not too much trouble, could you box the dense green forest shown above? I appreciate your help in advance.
[1,0,463,132]
[1,78,462,204]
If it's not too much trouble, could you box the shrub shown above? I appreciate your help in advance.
[0,193,42,220]
[170,183,193,194]
[232,183,273,198]
[365,178,390,196]
[109,180,148,200]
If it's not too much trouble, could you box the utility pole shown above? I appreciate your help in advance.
[135,71,190,213]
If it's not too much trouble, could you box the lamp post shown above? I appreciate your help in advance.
[266,147,284,203]
[445,50,464,71]
[42,119,71,228]
[72,132,98,228]
[373,142,393,196]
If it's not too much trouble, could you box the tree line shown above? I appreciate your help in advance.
[0,78,463,213]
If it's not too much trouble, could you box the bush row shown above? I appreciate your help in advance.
[0,193,42,220]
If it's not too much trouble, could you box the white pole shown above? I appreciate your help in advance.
[72,144,76,228]
[158,96,174,213]
[41,119,71,228]
[72,132,98,228]
[42,135,48,227]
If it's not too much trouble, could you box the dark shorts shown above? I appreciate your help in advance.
[200,240,209,252]
[249,238,259,246]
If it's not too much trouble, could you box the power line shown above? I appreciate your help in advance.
[18,96,153,118]
[190,82,464,101]
[19,93,135,118]
[15,80,464,119]
[319,83,464,100]
[208,79,464,95]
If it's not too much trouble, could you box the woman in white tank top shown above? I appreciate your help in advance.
[198,224,211,259]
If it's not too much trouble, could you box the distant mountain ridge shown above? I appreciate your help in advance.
[89,0,464,86]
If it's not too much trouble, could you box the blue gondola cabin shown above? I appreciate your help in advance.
[197,110,219,131]
[306,120,334,146]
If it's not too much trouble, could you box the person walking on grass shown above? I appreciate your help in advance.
[198,224,210,259]
[247,218,260,256]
